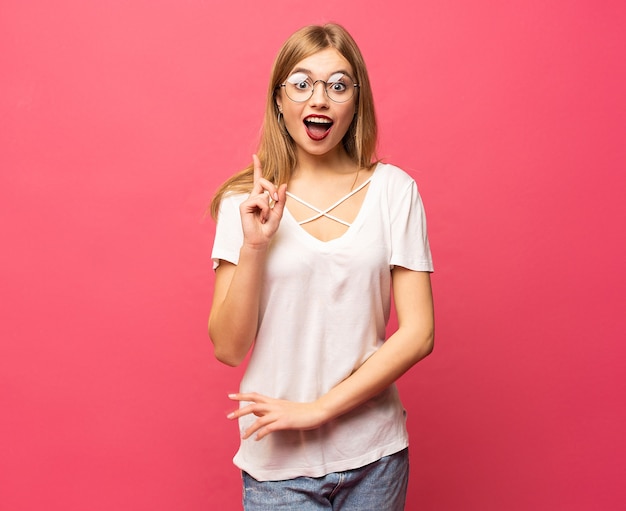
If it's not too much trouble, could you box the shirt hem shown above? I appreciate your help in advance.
[234,439,409,482]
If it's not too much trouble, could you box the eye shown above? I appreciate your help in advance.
[327,73,351,93]
[286,72,312,90]
[329,82,347,92]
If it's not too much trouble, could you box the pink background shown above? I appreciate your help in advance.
[1,1,625,510]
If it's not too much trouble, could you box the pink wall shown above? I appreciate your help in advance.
[1,1,624,509]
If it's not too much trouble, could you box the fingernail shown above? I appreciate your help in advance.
[227,412,235,419]
[228,394,236,399]
[273,193,279,201]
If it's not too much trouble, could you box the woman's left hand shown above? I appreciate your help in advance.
[227,392,328,441]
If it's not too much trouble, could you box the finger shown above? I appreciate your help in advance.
[227,402,263,420]
[252,414,290,440]
[251,155,279,201]
[252,154,264,198]
[252,154,262,184]
[243,416,276,440]
[270,183,288,218]
[241,195,271,222]
[228,392,267,403]
[250,155,268,197]
[261,184,287,230]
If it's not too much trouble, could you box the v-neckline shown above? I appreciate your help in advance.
[286,176,373,227]
[283,163,379,245]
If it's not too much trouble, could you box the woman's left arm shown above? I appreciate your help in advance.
[228,267,434,440]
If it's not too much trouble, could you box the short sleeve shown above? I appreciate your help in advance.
[389,180,434,272]
[211,193,246,270]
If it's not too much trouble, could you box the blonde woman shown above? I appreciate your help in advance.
[209,23,434,510]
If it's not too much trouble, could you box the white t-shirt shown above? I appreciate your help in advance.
[211,163,433,481]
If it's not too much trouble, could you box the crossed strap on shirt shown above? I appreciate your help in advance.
[286,177,372,227]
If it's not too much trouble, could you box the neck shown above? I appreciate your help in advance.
[294,146,357,177]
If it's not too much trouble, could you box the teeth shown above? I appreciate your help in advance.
[306,117,332,124]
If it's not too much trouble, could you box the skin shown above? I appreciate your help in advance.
[209,48,434,441]
[276,48,357,168]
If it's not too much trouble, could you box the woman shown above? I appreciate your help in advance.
[209,23,434,510]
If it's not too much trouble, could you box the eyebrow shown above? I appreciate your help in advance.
[289,67,355,80]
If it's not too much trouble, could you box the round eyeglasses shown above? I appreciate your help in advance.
[280,72,359,103]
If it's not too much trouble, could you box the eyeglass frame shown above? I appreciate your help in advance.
[278,74,360,104]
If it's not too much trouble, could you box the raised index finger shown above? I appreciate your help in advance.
[252,154,278,201]
[252,154,262,184]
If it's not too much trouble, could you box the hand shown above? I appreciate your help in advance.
[239,155,287,248]
[227,392,328,441]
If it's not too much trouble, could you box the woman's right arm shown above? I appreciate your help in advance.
[208,155,287,366]
[209,248,268,366]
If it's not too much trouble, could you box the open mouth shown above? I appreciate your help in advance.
[304,115,333,140]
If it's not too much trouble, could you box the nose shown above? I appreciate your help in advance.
[308,80,329,107]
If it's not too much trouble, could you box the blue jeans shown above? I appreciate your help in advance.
[242,448,409,510]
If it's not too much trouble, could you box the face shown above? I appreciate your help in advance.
[276,48,357,161]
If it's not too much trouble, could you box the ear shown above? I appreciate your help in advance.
[276,95,283,112]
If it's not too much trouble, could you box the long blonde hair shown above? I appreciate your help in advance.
[210,23,378,219]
